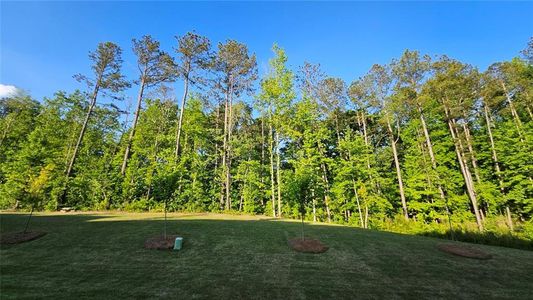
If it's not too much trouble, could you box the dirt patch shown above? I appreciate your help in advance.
[144,235,180,250]
[288,238,329,254]
[437,243,492,260]
[0,231,47,245]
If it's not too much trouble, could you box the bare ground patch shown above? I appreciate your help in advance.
[144,235,180,250]
[288,238,329,254]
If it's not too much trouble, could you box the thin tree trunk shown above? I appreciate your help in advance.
[352,179,364,228]
[269,115,276,218]
[386,117,408,220]
[239,186,244,212]
[260,117,265,206]
[506,206,514,231]
[484,104,505,192]
[526,105,533,121]
[301,215,305,240]
[174,75,190,158]
[311,189,316,222]
[276,131,282,218]
[164,198,168,239]
[23,204,35,234]
[501,81,524,141]
[220,88,229,208]
[321,162,331,223]
[225,92,233,210]
[334,114,341,147]
[462,122,481,184]
[66,84,100,179]
[364,205,369,229]
[121,76,146,175]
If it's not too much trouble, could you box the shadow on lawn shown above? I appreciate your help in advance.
[418,229,533,251]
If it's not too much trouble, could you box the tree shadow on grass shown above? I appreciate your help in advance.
[417,229,533,251]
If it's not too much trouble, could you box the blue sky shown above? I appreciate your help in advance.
[1,1,532,108]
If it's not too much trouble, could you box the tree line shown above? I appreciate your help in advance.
[1,33,532,239]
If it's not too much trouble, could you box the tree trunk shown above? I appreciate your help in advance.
[239,185,244,212]
[220,88,229,208]
[260,117,265,206]
[445,108,483,231]
[386,117,408,220]
[121,76,146,175]
[174,75,190,158]
[225,91,234,210]
[276,131,282,218]
[483,104,505,192]
[506,206,514,231]
[526,105,533,121]
[66,84,100,179]
[364,205,369,229]
[320,162,331,223]
[269,116,276,218]
[334,114,341,147]
[311,188,316,222]
[501,81,524,141]
[461,122,481,184]
[352,179,364,228]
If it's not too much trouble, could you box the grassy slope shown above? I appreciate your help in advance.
[1,212,532,299]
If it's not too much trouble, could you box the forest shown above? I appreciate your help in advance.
[1,33,532,243]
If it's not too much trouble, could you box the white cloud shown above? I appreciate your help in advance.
[0,84,21,99]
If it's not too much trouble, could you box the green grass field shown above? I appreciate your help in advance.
[1,212,532,299]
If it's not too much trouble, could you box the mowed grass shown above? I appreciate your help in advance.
[1,212,532,299]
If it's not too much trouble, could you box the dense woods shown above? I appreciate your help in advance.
[1,34,532,241]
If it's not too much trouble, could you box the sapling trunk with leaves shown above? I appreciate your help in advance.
[24,165,52,233]
[121,35,177,175]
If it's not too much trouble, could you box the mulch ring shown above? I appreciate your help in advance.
[437,243,492,260]
[288,238,329,254]
[144,235,180,250]
[0,231,47,245]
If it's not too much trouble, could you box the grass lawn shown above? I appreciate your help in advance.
[1,212,532,299]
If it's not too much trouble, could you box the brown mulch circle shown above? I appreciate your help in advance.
[288,238,329,254]
[0,231,47,245]
[437,243,492,260]
[144,235,180,250]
